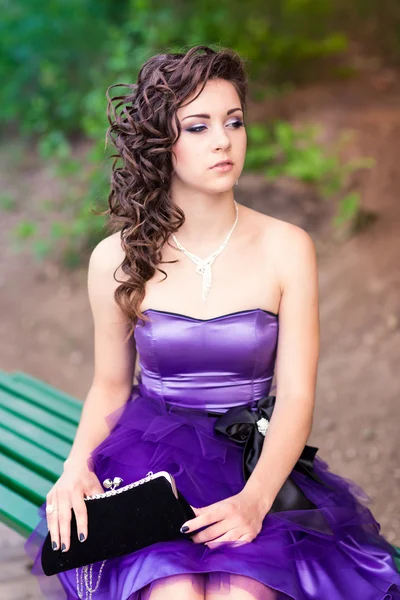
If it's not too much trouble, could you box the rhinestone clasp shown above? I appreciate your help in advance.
[102,476,124,491]
[256,417,269,436]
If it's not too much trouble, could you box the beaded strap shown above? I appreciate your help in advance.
[76,560,107,600]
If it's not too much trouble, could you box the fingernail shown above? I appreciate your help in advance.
[79,533,85,542]
[180,525,189,533]
[52,541,58,551]
[61,543,67,552]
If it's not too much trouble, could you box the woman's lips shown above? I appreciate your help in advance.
[212,162,233,171]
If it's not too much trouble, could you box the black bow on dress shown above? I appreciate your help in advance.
[212,395,334,514]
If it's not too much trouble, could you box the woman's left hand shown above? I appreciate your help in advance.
[184,490,271,549]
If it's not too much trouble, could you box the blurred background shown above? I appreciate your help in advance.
[0,0,399,596]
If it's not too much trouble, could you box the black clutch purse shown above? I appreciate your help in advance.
[41,470,195,578]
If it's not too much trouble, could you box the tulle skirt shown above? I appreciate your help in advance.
[25,382,400,599]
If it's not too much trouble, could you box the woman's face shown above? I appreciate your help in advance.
[171,78,246,192]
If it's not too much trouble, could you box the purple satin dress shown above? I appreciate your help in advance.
[25,308,400,599]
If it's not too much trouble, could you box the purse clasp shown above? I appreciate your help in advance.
[102,476,124,491]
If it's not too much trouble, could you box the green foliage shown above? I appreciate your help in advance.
[245,121,375,225]
[333,192,360,226]
[1,0,348,137]
[334,0,400,65]
[14,219,37,240]
[0,193,17,211]
[38,131,72,161]
[0,0,124,135]
[2,0,369,263]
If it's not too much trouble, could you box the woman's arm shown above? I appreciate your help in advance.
[64,232,137,469]
[243,224,320,510]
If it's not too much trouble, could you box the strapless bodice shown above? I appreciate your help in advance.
[134,308,279,412]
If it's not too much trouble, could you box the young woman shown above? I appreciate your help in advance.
[25,44,400,599]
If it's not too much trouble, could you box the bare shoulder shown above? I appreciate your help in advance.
[87,230,130,319]
[243,206,314,250]
[263,215,314,254]
[89,230,127,282]
[265,217,317,290]
[243,206,317,284]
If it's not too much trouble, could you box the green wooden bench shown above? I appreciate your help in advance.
[0,369,81,538]
[1,369,400,574]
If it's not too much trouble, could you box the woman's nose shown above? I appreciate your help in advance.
[213,131,231,151]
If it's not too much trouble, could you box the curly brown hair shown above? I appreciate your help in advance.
[102,44,249,341]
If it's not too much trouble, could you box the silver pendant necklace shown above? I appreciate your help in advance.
[171,200,239,303]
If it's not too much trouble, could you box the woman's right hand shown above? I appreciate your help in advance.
[45,461,105,553]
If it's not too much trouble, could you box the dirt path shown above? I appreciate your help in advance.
[1,73,399,598]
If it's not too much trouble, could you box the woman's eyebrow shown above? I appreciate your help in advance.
[182,108,243,121]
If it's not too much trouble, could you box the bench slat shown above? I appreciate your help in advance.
[394,547,400,571]
[0,372,81,425]
[0,426,64,482]
[0,389,76,442]
[9,370,82,410]
[0,484,40,538]
[0,407,71,459]
[0,454,52,506]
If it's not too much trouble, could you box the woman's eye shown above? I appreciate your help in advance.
[186,120,244,133]
[231,120,245,129]
[186,125,207,133]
